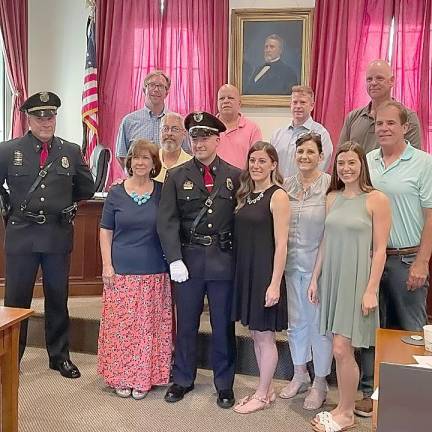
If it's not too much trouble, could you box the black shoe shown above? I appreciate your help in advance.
[164,383,194,403]
[49,359,81,379]
[217,389,235,409]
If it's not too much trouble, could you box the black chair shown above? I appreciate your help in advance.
[90,144,111,192]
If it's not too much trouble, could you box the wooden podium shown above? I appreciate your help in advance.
[0,306,33,432]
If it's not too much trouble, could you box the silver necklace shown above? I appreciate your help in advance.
[247,191,264,205]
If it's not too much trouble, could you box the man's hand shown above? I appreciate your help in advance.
[407,259,429,291]
[169,260,189,283]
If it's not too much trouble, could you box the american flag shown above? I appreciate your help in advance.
[81,16,98,161]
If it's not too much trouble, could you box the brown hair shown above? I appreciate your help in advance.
[295,132,322,153]
[376,100,408,124]
[291,85,314,100]
[235,141,284,212]
[125,139,162,179]
[327,141,373,194]
[143,70,171,91]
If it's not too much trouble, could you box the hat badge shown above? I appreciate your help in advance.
[39,92,50,103]
[193,112,204,123]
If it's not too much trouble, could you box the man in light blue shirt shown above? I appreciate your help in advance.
[359,101,432,417]
[271,85,333,178]
[115,70,170,169]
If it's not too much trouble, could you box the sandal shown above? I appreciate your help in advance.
[279,372,310,399]
[312,411,356,432]
[304,380,328,410]
[233,394,272,414]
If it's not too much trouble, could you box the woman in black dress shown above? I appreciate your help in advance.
[232,141,290,414]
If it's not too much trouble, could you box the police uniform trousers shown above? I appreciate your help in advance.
[172,246,236,391]
[4,252,71,362]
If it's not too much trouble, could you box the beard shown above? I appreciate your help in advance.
[162,140,180,153]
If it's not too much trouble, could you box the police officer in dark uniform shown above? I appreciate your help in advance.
[0,91,94,378]
[157,111,240,408]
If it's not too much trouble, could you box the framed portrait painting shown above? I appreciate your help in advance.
[231,9,314,107]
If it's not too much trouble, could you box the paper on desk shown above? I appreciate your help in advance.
[94,192,108,199]
[413,355,432,368]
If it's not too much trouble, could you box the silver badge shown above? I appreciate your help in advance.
[226,178,233,191]
[61,156,70,168]
[13,150,23,166]
[193,112,203,123]
[183,180,194,190]
[39,92,49,102]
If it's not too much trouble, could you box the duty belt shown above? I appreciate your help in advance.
[13,212,60,225]
[185,233,218,247]
[386,246,419,256]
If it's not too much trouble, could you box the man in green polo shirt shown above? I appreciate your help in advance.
[354,101,432,417]
[339,59,421,153]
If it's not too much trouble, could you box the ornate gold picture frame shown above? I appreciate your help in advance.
[231,8,313,107]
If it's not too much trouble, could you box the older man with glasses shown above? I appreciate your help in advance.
[271,85,333,178]
[115,70,171,169]
[154,112,192,182]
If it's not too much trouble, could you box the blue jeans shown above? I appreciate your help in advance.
[359,253,429,396]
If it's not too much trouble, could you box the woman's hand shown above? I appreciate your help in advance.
[264,284,280,308]
[362,290,378,316]
[102,265,115,287]
[307,279,319,304]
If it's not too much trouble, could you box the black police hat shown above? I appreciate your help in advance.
[20,91,61,117]
[184,111,226,138]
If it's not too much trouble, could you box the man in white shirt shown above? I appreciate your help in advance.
[271,86,333,178]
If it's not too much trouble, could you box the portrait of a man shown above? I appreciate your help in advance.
[243,33,298,95]
[231,9,313,106]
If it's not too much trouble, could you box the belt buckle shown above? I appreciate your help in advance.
[202,235,212,246]
[39,169,47,178]
[204,198,213,207]
[35,214,46,224]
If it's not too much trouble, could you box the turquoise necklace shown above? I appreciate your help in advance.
[130,191,151,205]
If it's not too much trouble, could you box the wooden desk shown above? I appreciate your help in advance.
[373,328,429,430]
[0,306,32,432]
[0,200,104,297]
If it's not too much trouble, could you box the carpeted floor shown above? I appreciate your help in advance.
[18,347,371,432]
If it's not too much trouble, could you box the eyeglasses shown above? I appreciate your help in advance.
[161,125,183,134]
[146,82,167,91]
[295,131,322,147]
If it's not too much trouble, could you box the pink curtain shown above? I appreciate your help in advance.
[96,0,228,183]
[160,0,228,114]
[392,0,432,153]
[311,0,393,146]
[0,0,28,138]
[96,0,162,182]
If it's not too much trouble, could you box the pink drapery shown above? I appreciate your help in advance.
[96,0,162,182]
[311,0,393,147]
[96,0,228,183]
[160,0,229,114]
[392,0,432,152]
[0,0,28,138]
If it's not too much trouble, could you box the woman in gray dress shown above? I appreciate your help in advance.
[280,133,333,410]
[308,142,391,432]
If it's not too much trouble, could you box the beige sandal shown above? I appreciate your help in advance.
[303,380,328,410]
[233,394,272,414]
[279,372,310,399]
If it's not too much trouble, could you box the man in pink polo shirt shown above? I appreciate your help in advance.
[216,84,262,169]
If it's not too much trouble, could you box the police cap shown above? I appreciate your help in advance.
[184,111,226,138]
[20,91,61,117]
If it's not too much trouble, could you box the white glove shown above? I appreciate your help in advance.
[169,260,189,283]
